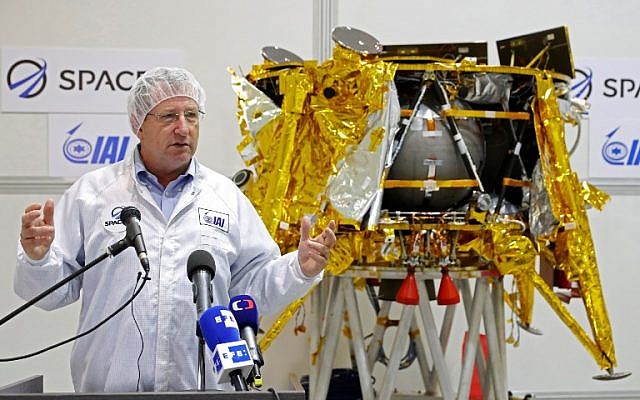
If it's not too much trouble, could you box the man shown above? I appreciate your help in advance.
[15,67,336,392]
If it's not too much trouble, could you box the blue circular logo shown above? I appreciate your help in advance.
[63,138,92,163]
[6,58,48,98]
[111,207,124,220]
[571,68,592,100]
[602,141,627,165]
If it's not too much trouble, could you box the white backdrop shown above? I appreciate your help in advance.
[1,0,639,395]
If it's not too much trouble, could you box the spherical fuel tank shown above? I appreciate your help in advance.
[382,103,484,211]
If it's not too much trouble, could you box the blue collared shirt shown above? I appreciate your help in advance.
[133,148,195,220]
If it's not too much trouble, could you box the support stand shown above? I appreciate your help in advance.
[309,267,507,400]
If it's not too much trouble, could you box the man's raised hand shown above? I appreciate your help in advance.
[297,216,337,278]
[20,199,55,261]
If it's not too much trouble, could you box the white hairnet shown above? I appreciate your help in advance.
[127,67,206,134]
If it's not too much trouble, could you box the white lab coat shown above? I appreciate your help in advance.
[14,153,321,392]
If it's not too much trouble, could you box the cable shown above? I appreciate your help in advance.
[130,272,145,391]
[0,271,150,362]
[567,117,582,156]
[364,281,380,314]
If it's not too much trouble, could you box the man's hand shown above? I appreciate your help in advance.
[20,199,55,261]
[297,216,337,278]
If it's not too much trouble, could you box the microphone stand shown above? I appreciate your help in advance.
[196,326,206,391]
[230,370,249,391]
[189,258,214,391]
[0,237,131,327]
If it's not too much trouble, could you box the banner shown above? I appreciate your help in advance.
[573,57,640,180]
[2,47,184,113]
[48,114,136,177]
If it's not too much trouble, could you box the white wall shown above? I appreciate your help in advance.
[1,0,639,396]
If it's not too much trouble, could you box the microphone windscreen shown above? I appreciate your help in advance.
[120,206,141,223]
[229,295,259,333]
[199,306,241,351]
[186,249,216,281]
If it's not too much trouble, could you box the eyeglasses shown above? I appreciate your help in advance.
[146,110,205,125]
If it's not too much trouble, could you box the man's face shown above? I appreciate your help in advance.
[138,96,200,182]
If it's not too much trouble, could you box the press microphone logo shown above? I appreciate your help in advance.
[230,298,255,311]
[213,353,223,373]
[63,122,130,165]
[214,309,238,329]
[228,344,251,363]
[601,126,640,166]
[571,67,592,100]
[6,58,48,98]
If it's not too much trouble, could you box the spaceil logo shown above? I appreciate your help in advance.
[106,207,124,227]
[571,68,592,100]
[6,58,48,98]
[63,122,131,164]
[601,126,640,166]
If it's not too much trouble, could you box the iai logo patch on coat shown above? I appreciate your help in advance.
[198,208,229,233]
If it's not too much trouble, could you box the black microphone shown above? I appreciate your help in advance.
[187,250,216,319]
[120,206,149,273]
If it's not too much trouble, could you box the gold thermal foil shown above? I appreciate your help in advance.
[258,235,359,351]
[259,291,312,352]
[456,224,536,275]
[581,181,611,211]
[229,69,281,139]
[457,223,537,328]
[529,273,613,369]
[491,225,536,276]
[514,275,535,328]
[324,235,362,276]
[236,45,397,245]
[531,73,615,368]
[326,81,400,222]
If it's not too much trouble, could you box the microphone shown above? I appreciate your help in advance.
[120,206,149,273]
[229,295,263,388]
[187,250,216,319]
[199,306,253,391]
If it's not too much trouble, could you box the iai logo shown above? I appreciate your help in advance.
[589,121,640,179]
[49,114,136,177]
[63,122,130,164]
[601,126,640,166]
[6,58,48,98]
[198,208,229,233]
